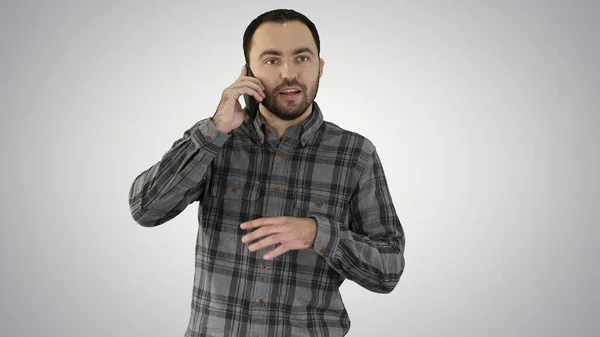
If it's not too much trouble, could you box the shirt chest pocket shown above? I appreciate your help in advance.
[294,193,348,225]
[209,178,262,224]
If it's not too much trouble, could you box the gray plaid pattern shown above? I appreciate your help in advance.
[129,102,405,337]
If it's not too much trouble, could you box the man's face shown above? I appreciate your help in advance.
[248,21,324,121]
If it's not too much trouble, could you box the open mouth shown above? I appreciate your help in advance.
[279,88,302,97]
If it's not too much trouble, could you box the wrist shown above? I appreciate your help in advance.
[211,117,231,134]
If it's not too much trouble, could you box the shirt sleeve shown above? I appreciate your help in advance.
[128,118,230,227]
[310,149,406,293]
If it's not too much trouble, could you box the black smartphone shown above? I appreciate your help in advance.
[243,64,259,120]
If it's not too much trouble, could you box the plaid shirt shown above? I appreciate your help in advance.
[129,102,405,337]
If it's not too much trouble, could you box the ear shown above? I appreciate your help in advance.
[319,58,325,78]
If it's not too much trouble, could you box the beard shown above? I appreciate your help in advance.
[260,76,320,121]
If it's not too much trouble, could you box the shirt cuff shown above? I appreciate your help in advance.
[310,215,340,258]
[191,118,230,149]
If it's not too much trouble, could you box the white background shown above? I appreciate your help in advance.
[1,1,599,336]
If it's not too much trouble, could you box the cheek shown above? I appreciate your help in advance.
[254,73,277,90]
[262,80,279,93]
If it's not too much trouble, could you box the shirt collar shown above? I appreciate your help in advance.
[251,101,324,147]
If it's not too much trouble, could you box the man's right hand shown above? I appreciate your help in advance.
[212,65,266,134]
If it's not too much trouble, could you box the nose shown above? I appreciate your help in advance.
[279,60,297,80]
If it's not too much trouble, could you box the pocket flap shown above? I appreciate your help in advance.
[210,179,260,201]
[295,194,345,220]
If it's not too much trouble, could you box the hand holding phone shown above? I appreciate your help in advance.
[243,64,260,120]
[212,65,265,134]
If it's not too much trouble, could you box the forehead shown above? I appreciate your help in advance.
[250,21,317,57]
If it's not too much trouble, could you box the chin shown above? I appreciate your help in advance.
[272,110,305,121]
[265,99,311,121]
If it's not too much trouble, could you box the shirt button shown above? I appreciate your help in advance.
[320,247,326,254]
[261,264,269,271]
[316,200,323,208]
[231,187,238,193]
[204,135,211,141]
[179,171,186,177]
[347,266,353,271]
[259,298,265,305]
[266,128,271,134]
[273,187,279,192]
[279,153,285,159]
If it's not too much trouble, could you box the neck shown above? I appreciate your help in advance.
[259,103,313,138]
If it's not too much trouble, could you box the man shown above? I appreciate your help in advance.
[129,9,405,337]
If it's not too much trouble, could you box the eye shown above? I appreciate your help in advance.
[265,59,279,65]
[297,55,309,62]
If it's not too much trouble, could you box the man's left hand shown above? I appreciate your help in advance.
[240,217,317,260]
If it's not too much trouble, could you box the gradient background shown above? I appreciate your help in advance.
[1,1,599,336]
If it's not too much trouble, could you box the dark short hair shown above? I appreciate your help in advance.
[243,9,321,65]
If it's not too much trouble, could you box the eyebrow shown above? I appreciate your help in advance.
[258,47,315,59]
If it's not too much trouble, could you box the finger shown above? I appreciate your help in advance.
[263,242,291,260]
[247,77,266,92]
[236,73,266,93]
[235,80,266,99]
[252,91,264,103]
[248,233,288,252]
[228,86,263,102]
[241,216,287,230]
[234,77,265,96]
[241,224,282,244]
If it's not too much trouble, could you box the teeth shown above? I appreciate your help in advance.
[281,89,299,93]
